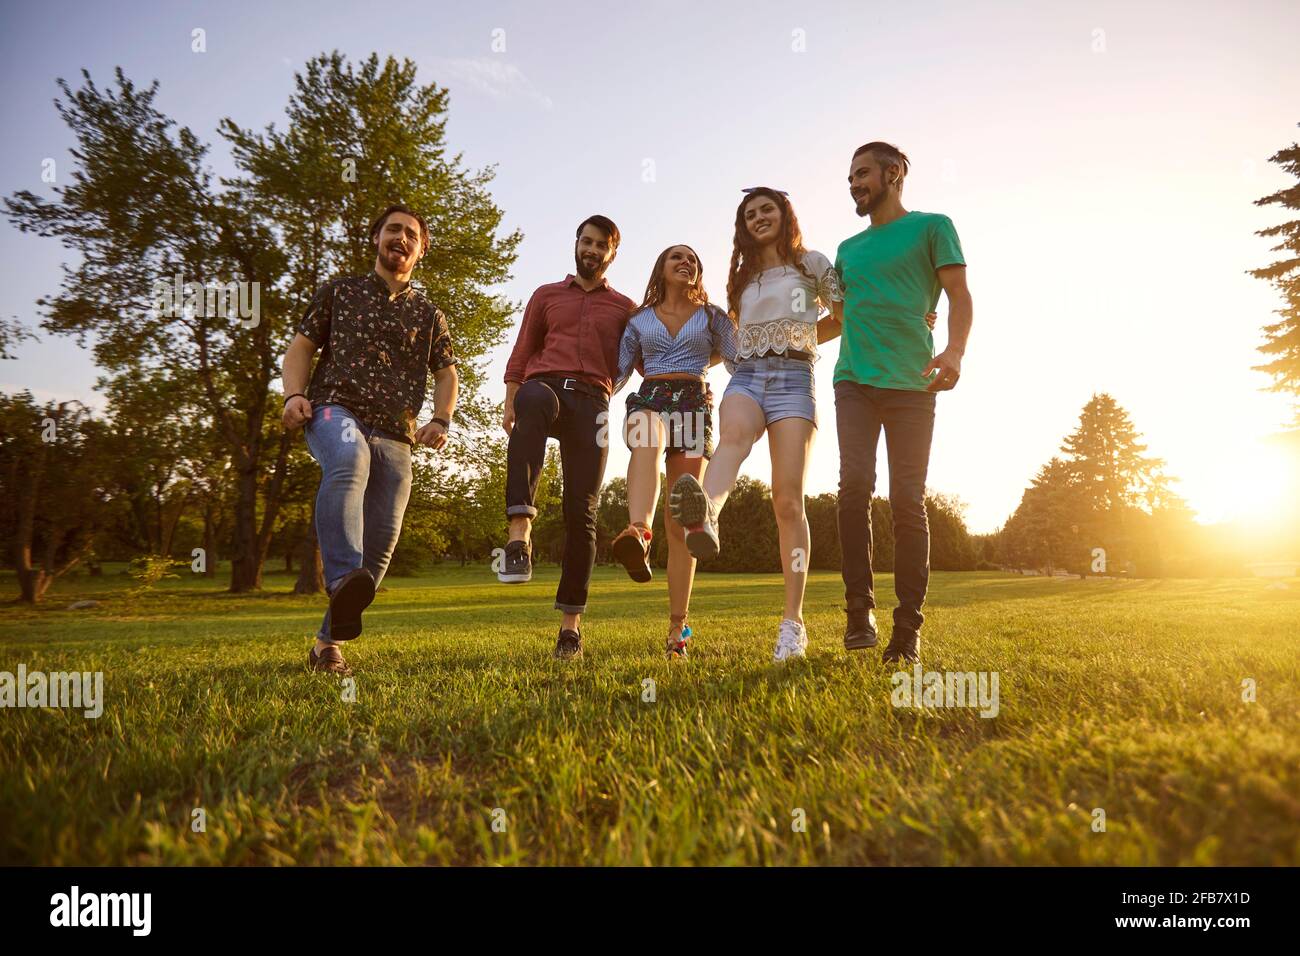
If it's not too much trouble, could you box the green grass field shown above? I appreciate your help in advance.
[1,566,1297,865]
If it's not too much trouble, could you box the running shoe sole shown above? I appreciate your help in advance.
[670,475,719,560]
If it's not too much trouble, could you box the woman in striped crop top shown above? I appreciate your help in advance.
[608,243,737,659]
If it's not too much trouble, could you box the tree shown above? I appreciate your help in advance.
[0,392,108,602]
[6,55,520,592]
[703,477,779,573]
[1250,124,1300,423]
[0,317,35,360]
[1061,394,1170,513]
[926,492,978,571]
[5,69,290,592]
[1000,457,1083,572]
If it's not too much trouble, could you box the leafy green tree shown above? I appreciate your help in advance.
[702,476,779,573]
[6,55,520,592]
[0,317,34,360]
[0,392,109,602]
[529,447,566,565]
[1000,457,1082,572]
[805,492,841,570]
[926,492,978,571]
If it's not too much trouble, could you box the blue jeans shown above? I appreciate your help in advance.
[304,403,413,640]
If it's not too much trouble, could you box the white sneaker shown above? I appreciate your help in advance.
[773,618,808,662]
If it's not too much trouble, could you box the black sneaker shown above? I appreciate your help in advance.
[843,605,879,650]
[498,539,532,583]
[553,628,583,660]
[327,568,376,642]
[882,628,920,665]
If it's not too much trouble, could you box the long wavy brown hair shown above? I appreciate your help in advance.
[637,244,713,312]
[725,187,815,324]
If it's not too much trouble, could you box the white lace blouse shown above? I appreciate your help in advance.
[734,249,842,361]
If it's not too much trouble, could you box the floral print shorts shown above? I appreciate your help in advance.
[624,379,714,459]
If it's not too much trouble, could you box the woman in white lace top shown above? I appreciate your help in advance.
[668,186,841,662]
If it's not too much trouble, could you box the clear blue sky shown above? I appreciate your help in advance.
[2,0,1297,532]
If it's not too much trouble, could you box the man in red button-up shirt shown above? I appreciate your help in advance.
[499,215,635,660]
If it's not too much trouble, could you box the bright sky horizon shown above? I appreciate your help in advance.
[2,0,1297,534]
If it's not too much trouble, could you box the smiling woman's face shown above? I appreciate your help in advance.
[660,245,700,289]
[743,196,782,245]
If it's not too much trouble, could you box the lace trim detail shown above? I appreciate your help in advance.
[736,319,819,360]
[818,263,844,303]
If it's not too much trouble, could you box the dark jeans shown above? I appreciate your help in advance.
[834,380,937,633]
[506,377,610,614]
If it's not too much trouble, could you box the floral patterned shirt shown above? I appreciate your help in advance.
[299,271,456,443]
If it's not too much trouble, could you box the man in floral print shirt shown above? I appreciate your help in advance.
[281,204,459,675]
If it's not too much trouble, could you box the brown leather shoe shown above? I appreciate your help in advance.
[611,524,652,583]
[309,643,353,675]
[327,568,375,641]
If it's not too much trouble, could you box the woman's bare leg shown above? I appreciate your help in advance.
[665,449,705,629]
[625,409,666,528]
[701,393,765,510]
[768,416,816,624]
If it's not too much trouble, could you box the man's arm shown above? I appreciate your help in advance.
[281,333,318,429]
[414,364,459,450]
[922,265,972,392]
[502,290,546,433]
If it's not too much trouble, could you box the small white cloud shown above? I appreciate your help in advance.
[428,57,553,110]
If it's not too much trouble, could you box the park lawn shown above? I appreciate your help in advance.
[0,566,1297,866]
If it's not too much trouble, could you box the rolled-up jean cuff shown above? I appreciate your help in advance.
[506,505,538,518]
[554,601,586,614]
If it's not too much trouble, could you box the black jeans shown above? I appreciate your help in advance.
[506,377,610,614]
[834,380,937,633]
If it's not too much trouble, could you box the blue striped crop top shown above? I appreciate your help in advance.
[613,304,739,394]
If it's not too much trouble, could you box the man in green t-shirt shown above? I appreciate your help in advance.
[829,141,974,665]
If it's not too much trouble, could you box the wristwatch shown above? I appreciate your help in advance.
[432,416,450,430]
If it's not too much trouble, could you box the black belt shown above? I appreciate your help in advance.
[532,375,609,400]
[749,349,813,362]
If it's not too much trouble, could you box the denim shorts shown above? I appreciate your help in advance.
[722,354,817,427]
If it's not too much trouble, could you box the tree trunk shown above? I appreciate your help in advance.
[202,506,217,578]
[293,520,325,594]
[228,464,261,592]
[13,444,47,603]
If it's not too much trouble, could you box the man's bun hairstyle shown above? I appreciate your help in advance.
[853,141,910,186]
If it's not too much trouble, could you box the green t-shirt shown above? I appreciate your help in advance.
[833,210,965,391]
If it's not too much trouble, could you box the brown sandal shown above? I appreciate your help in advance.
[308,643,353,676]
[611,523,653,583]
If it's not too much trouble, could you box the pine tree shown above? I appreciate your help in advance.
[1249,124,1300,422]
[1061,394,1170,513]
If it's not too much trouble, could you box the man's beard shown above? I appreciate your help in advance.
[854,190,883,218]
[575,252,605,281]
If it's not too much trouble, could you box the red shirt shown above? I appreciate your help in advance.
[504,274,636,395]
